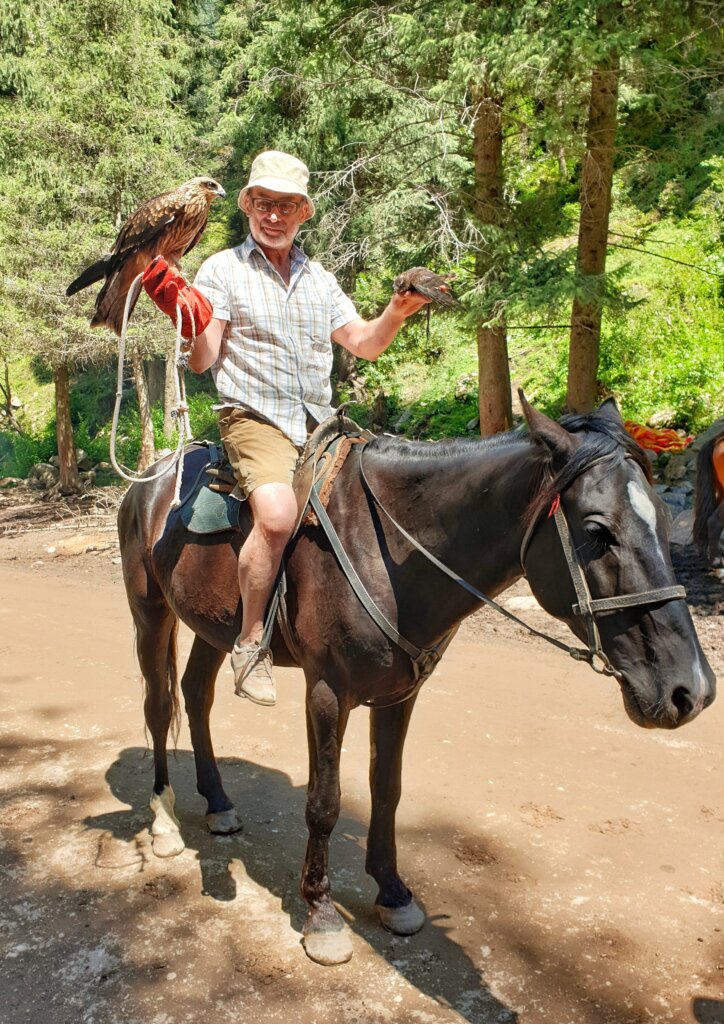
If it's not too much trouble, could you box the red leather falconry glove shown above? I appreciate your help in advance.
[142,256,213,339]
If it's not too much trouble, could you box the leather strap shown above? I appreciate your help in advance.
[573,587,686,615]
[309,487,424,662]
[357,454,593,664]
[308,485,455,697]
[358,447,687,675]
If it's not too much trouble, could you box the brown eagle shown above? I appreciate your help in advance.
[393,267,460,309]
[66,176,226,335]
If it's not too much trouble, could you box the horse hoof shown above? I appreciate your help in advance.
[151,831,185,858]
[149,787,184,858]
[206,809,242,834]
[302,926,353,966]
[376,899,425,935]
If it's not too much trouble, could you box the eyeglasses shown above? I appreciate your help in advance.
[249,197,304,216]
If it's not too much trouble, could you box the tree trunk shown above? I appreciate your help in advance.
[332,345,357,404]
[54,362,80,494]
[472,86,513,436]
[131,349,156,471]
[567,52,620,413]
[163,352,177,439]
[332,269,358,404]
[0,358,22,432]
[146,358,165,407]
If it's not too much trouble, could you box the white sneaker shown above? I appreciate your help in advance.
[230,639,276,706]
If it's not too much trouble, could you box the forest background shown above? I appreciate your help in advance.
[0,0,722,487]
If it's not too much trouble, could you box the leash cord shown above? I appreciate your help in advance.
[109,270,196,507]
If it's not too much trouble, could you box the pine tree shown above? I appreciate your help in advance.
[209,0,586,433]
[0,0,214,482]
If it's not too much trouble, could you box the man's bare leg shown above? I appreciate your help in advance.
[231,482,298,703]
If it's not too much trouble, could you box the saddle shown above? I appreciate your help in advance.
[176,411,373,536]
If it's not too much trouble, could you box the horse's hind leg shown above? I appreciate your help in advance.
[300,679,352,966]
[181,636,241,835]
[134,603,186,859]
[367,696,425,935]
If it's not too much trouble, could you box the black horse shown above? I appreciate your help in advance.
[118,398,715,965]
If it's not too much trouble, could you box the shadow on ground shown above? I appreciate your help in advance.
[80,745,518,1022]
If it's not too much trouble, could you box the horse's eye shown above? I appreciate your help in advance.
[583,517,615,552]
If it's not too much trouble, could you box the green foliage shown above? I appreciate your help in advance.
[1,0,722,478]
[0,0,220,372]
[346,169,723,435]
[0,423,56,477]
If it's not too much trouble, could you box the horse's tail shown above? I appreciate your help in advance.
[166,618,182,748]
[693,434,723,554]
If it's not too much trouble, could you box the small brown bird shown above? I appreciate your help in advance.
[392,267,460,309]
[66,176,226,335]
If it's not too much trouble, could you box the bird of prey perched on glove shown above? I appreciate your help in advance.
[393,267,460,309]
[66,176,226,336]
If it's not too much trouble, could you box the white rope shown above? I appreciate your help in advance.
[109,269,196,507]
[169,295,196,508]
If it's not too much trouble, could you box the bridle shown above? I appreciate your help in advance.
[347,447,687,680]
[517,462,686,674]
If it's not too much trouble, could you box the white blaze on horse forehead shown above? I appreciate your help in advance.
[627,477,664,561]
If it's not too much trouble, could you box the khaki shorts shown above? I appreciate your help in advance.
[218,408,301,497]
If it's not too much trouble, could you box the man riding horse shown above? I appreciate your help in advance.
[142,150,433,706]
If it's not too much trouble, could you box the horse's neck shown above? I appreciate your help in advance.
[367,439,541,628]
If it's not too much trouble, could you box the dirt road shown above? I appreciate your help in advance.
[0,514,722,1024]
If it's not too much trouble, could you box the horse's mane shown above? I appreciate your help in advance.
[367,409,652,525]
[367,427,524,463]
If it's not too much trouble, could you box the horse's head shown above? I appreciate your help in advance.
[520,396,716,729]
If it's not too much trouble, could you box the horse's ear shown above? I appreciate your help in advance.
[596,396,624,425]
[518,389,575,459]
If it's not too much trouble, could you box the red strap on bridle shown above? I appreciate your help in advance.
[548,493,561,518]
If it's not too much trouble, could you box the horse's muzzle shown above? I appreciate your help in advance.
[619,670,716,730]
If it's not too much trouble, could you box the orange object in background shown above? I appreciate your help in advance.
[624,421,694,454]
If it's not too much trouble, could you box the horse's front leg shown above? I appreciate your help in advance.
[300,678,352,966]
[367,695,426,935]
[181,635,241,835]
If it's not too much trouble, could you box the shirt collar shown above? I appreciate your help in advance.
[241,233,309,274]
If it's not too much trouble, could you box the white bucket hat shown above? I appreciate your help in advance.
[238,150,315,216]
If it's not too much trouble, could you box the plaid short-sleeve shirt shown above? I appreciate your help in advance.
[193,235,358,445]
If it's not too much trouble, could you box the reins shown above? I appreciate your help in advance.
[110,270,196,508]
[357,448,603,671]
[355,445,686,678]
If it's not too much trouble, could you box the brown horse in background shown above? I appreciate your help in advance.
[117,398,716,965]
[693,431,724,566]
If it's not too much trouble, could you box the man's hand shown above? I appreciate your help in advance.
[388,289,433,321]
